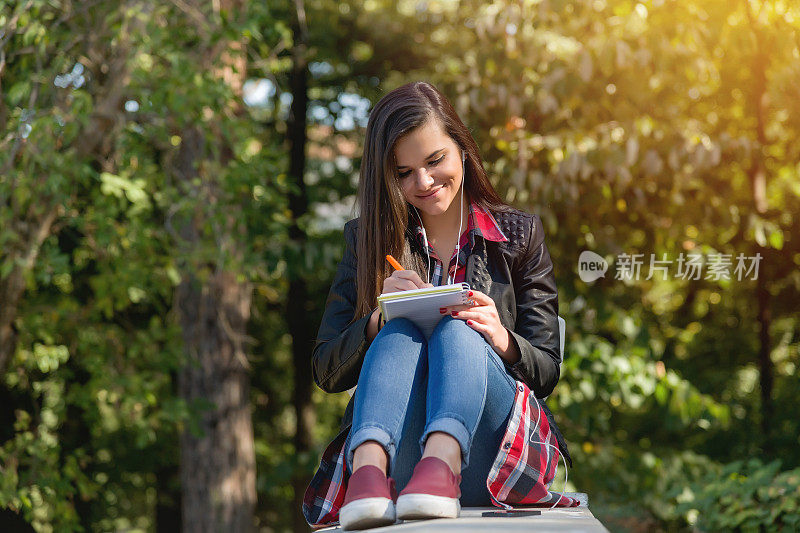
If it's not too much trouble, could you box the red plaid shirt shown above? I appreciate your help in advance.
[302,205,578,527]
[412,203,509,285]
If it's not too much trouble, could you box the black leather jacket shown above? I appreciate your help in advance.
[312,207,571,464]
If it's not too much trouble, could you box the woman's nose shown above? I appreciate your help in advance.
[413,168,434,188]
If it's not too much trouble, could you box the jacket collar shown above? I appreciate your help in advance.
[407,202,508,255]
[405,203,507,292]
[469,203,509,243]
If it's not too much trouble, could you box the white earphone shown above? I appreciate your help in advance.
[451,149,466,285]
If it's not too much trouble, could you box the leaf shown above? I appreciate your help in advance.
[7,82,30,106]
[768,230,783,250]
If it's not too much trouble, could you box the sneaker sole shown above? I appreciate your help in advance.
[396,493,460,520]
[339,497,396,530]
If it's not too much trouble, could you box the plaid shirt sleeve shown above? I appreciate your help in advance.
[302,426,349,528]
[302,380,577,528]
[486,382,579,508]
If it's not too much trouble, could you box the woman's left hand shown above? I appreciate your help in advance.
[441,290,520,364]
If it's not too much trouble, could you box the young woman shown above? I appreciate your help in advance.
[302,81,576,530]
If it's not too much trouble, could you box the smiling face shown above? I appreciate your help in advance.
[393,118,465,222]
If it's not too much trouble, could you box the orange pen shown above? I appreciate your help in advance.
[386,255,404,271]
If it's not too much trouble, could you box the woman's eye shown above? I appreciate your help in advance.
[397,155,445,178]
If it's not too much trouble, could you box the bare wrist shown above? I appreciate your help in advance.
[497,329,521,364]
[366,307,382,341]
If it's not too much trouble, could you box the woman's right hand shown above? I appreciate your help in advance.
[382,269,433,293]
[368,270,432,341]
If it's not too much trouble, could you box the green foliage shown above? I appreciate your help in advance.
[670,459,800,532]
[1,0,290,530]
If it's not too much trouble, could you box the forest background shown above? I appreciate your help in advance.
[1,0,799,531]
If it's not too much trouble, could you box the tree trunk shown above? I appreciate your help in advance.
[756,269,772,447]
[744,2,773,447]
[176,271,256,533]
[287,2,316,531]
[170,2,257,529]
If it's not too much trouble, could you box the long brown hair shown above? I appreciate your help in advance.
[354,81,508,318]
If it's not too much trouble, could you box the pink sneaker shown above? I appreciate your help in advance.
[396,457,461,520]
[340,465,397,530]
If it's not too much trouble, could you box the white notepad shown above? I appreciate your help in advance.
[377,283,471,338]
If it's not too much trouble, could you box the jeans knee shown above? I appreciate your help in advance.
[383,317,424,339]
[430,315,481,346]
[365,317,427,368]
[432,315,460,334]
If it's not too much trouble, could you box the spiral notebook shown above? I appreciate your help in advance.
[377,282,471,338]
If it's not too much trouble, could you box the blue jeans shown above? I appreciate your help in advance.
[344,315,517,506]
